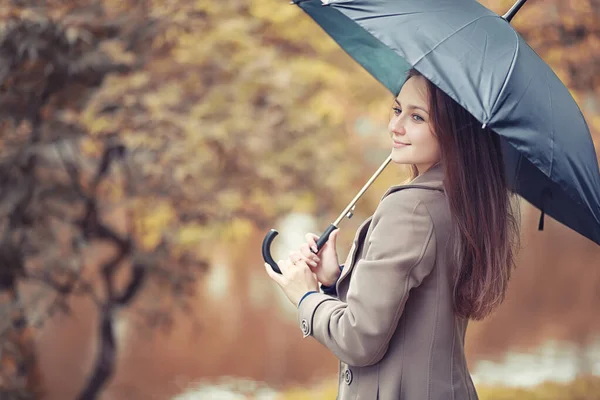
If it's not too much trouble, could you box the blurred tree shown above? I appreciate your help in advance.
[0,0,388,398]
[0,2,197,399]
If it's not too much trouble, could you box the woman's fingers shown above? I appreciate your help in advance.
[292,248,318,268]
[290,250,310,266]
[265,258,309,281]
[265,262,285,285]
[289,251,301,264]
[280,258,310,278]
[299,244,320,265]
[305,232,319,241]
[305,233,319,253]
[278,258,292,276]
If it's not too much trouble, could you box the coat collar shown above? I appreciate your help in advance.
[381,163,446,200]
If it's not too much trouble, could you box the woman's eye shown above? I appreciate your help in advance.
[412,114,424,122]
[392,107,401,115]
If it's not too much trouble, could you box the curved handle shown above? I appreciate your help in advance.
[262,224,338,274]
[262,229,281,274]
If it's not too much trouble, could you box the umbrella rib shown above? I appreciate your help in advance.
[503,73,535,122]
[354,11,433,22]
[489,28,520,125]
[546,70,555,178]
[413,15,507,122]
[414,15,508,123]
[413,15,497,66]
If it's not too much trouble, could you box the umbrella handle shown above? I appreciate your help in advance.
[263,156,391,273]
[262,229,281,274]
[262,224,338,274]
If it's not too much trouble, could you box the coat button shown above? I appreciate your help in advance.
[301,319,310,336]
[344,368,353,385]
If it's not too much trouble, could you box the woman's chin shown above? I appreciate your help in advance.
[390,152,412,165]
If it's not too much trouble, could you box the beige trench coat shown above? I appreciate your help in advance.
[297,164,479,400]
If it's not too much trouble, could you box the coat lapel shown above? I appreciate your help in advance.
[336,216,372,287]
[335,163,446,291]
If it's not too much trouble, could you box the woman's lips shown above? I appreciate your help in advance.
[393,141,411,148]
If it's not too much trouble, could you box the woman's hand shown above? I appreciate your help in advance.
[289,230,341,287]
[264,258,319,307]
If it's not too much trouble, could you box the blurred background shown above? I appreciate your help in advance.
[0,0,599,399]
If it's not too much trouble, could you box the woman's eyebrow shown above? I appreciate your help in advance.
[394,99,429,114]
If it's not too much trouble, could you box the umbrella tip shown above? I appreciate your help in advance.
[502,0,528,23]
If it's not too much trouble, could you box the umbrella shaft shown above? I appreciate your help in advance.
[333,155,392,226]
[503,0,528,22]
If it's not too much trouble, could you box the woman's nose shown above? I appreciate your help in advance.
[389,116,406,135]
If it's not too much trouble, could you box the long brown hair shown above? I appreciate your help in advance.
[405,68,520,320]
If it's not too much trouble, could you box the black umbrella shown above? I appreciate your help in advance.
[264,0,600,273]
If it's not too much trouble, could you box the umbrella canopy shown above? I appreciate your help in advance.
[295,0,600,245]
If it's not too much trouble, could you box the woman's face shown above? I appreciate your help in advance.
[388,75,441,174]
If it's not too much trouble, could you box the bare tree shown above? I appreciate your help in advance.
[0,4,202,399]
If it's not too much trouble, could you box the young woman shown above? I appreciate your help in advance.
[265,68,520,399]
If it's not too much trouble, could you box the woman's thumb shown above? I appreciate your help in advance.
[330,228,340,244]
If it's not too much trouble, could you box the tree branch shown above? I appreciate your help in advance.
[75,305,116,400]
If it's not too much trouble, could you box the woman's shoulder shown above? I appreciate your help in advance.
[381,184,445,208]
[374,185,448,224]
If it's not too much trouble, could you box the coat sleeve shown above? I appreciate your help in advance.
[296,190,437,367]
